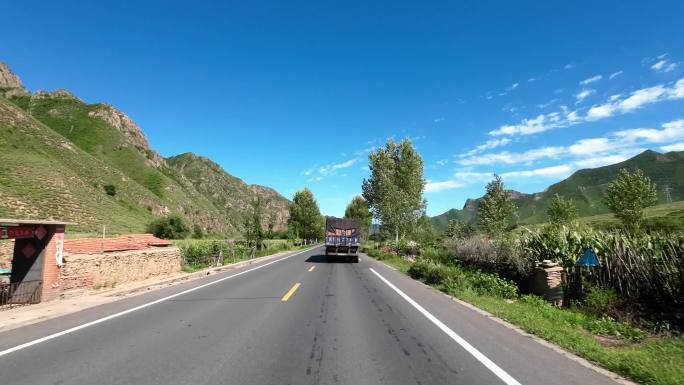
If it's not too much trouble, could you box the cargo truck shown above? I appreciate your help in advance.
[325,217,360,262]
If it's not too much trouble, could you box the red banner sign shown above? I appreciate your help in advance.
[0,226,35,239]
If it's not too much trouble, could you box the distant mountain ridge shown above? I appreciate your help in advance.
[431,150,684,231]
[0,62,289,235]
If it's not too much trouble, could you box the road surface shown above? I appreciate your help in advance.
[0,246,621,385]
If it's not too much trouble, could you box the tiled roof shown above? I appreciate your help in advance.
[64,234,172,254]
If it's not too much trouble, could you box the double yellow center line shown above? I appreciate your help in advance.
[281,265,316,302]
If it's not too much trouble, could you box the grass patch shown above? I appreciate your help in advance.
[366,247,684,385]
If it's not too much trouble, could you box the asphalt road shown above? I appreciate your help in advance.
[0,246,621,385]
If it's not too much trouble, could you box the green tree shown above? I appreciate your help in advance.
[478,175,516,236]
[445,219,474,239]
[362,138,426,242]
[604,168,657,231]
[344,196,372,241]
[411,214,436,245]
[147,214,191,239]
[547,194,578,226]
[244,197,266,248]
[288,188,324,240]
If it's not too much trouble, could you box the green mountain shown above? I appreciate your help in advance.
[431,150,684,232]
[0,62,289,235]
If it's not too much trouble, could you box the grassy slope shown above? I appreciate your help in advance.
[432,150,684,231]
[2,94,291,236]
[368,248,684,385]
[0,97,159,233]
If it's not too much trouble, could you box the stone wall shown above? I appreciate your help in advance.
[60,247,181,291]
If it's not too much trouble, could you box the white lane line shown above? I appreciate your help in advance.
[0,247,318,358]
[369,268,521,385]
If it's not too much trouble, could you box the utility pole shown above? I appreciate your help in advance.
[663,185,673,204]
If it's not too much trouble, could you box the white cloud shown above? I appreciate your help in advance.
[460,138,513,158]
[528,78,536,82]
[586,104,615,120]
[568,138,613,155]
[479,138,511,151]
[305,157,359,181]
[464,119,684,168]
[491,78,684,137]
[651,59,679,73]
[614,119,684,143]
[434,117,445,123]
[425,180,463,193]
[573,153,635,168]
[661,142,684,152]
[619,85,667,111]
[452,171,494,182]
[435,159,449,166]
[489,112,565,136]
[609,71,623,79]
[458,146,565,166]
[507,82,519,91]
[579,75,602,85]
[670,78,684,99]
[575,88,595,103]
[501,164,573,179]
[564,63,575,70]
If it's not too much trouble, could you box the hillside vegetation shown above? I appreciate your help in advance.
[0,62,289,236]
[431,149,684,231]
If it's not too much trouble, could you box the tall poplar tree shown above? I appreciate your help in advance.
[362,138,426,242]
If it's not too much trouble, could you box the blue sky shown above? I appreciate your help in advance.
[3,1,684,216]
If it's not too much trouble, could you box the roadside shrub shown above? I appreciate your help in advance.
[408,260,518,299]
[103,184,116,196]
[420,246,453,265]
[444,234,530,276]
[147,214,191,239]
[177,239,257,268]
[582,286,622,317]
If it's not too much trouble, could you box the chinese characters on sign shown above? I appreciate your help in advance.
[0,226,35,239]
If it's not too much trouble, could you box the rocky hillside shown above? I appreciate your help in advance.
[0,62,290,236]
[167,153,290,231]
[431,150,684,231]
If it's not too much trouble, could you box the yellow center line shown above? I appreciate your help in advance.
[281,283,301,302]
[308,266,316,272]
